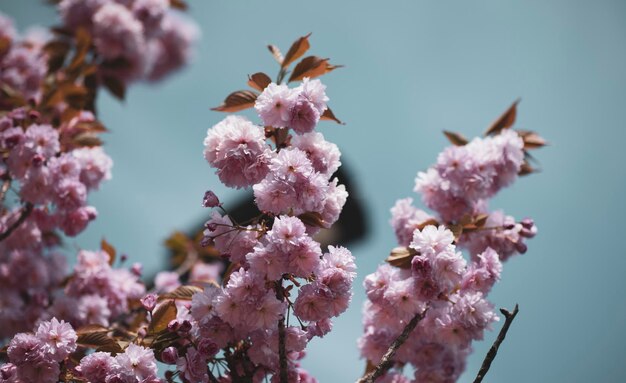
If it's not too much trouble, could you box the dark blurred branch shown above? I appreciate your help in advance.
[0,202,33,242]
[473,304,520,383]
[357,309,427,383]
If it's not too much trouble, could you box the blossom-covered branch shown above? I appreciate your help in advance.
[358,102,545,382]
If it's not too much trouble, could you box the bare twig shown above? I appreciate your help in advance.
[0,202,33,242]
[207,368,219,383]
[358,309,427,383]
[473,304,520,383]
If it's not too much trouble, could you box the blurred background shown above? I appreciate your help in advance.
[3,0,626,381]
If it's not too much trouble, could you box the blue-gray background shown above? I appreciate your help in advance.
[3,0,625,381]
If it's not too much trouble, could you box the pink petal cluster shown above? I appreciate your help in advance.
[57,0,198,84]
[203,115,272,189]
[1,318,76,383]
[77,343,159,383]
[255,78,328,134]
[360,226,500,382]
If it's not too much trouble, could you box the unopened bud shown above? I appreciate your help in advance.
[140,293,157,312]
[161,347,179,364]
[202,190,220,208]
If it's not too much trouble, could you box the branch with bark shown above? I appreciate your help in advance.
[473,304,520,383]
[357,308,428,383]
[0,202,33,242]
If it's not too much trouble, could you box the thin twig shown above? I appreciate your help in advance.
[207,368,219,383]
[276,279,288,383]
[473,304,520,383]
[0,202,33,242]
[357,309,428,383]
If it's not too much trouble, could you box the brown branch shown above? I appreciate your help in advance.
[207,369,219,383]
[358,309,427,383]
[0,202,33,242]
[473,304,520,383]
[275,279,288,383]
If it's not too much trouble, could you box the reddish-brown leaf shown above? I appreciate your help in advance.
[415,218,440,231]
[267,45,284,65]
[517,130,547,149]
[518,161,534,176]
[77,331,122,353]
[282,33,311,68]
[447,224,464,241]
[68,27,91,72]
[101,76,126,101]
[247,72,272,92]
[149,300,177,334]
[169,0,187,10]
[158,285,204,301]
[443,130,469,146]
[72,132,103,148]
[211,90,258,112]
[101,238,116,265]
[0,37,10,57]
[320,107,344,124]
[485,99,520,136]
[386,246,418,269]
[76,324,108,336]
[43,40,70,73]
[297,211,327,228]
[288,56,343,82]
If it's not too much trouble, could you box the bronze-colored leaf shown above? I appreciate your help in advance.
[169,0,187,10]
[149,300,177,334]
[74,120,107,133]
[297,211,327,228]
[320,107,344,124]
[415,218,440,231]
[267,45,284,65]
[77,331,122,353]
[443,130,468,146]
[158,285,204,301]
[76,324,109,336]
[288,56,343,82]
[518,161,534,176]
[101,238,116,265]
[44,82,88,108]
[72,132,103,147]
[473,213,489,228]
[485,99,520,136]
[68,27,91,72]
[447,223,464,241]
[247,72,272,92]
[102,76,126,101]
[282,33,311,68]
[517,130,547,149]
[386,246,418,269]
[211,90,258,112]
[43,40,70,73]
[0,37,10,57]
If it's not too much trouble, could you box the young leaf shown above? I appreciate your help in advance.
[288,56,343,82]
[149,300,177,334]
[267,45,284,65]
[517,130,547,149]
[443,130,469,146]
[101,238,116,266]
[211,90,258,112]
[297,211,327,228]
[247,72,272,92]
[102,76,126,101]
[484,99,520,136]
[518,161,535,176]
[169,0,187,10]
[282,33,312,69]
[158,285,204,301]
[386,246,418,269]
[43,40,70,73]
[77,332,122,353]
[68,27,91,72]
[320,107,344,124]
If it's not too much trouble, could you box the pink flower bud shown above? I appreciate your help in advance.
[161,346,178,364]
[140,293,157,312]
[202,190,220,207]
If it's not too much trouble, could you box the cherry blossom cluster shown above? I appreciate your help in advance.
[57,0,198,83]
[359,111,544,382]
[360,226,501,382]
[189,73,353,380]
